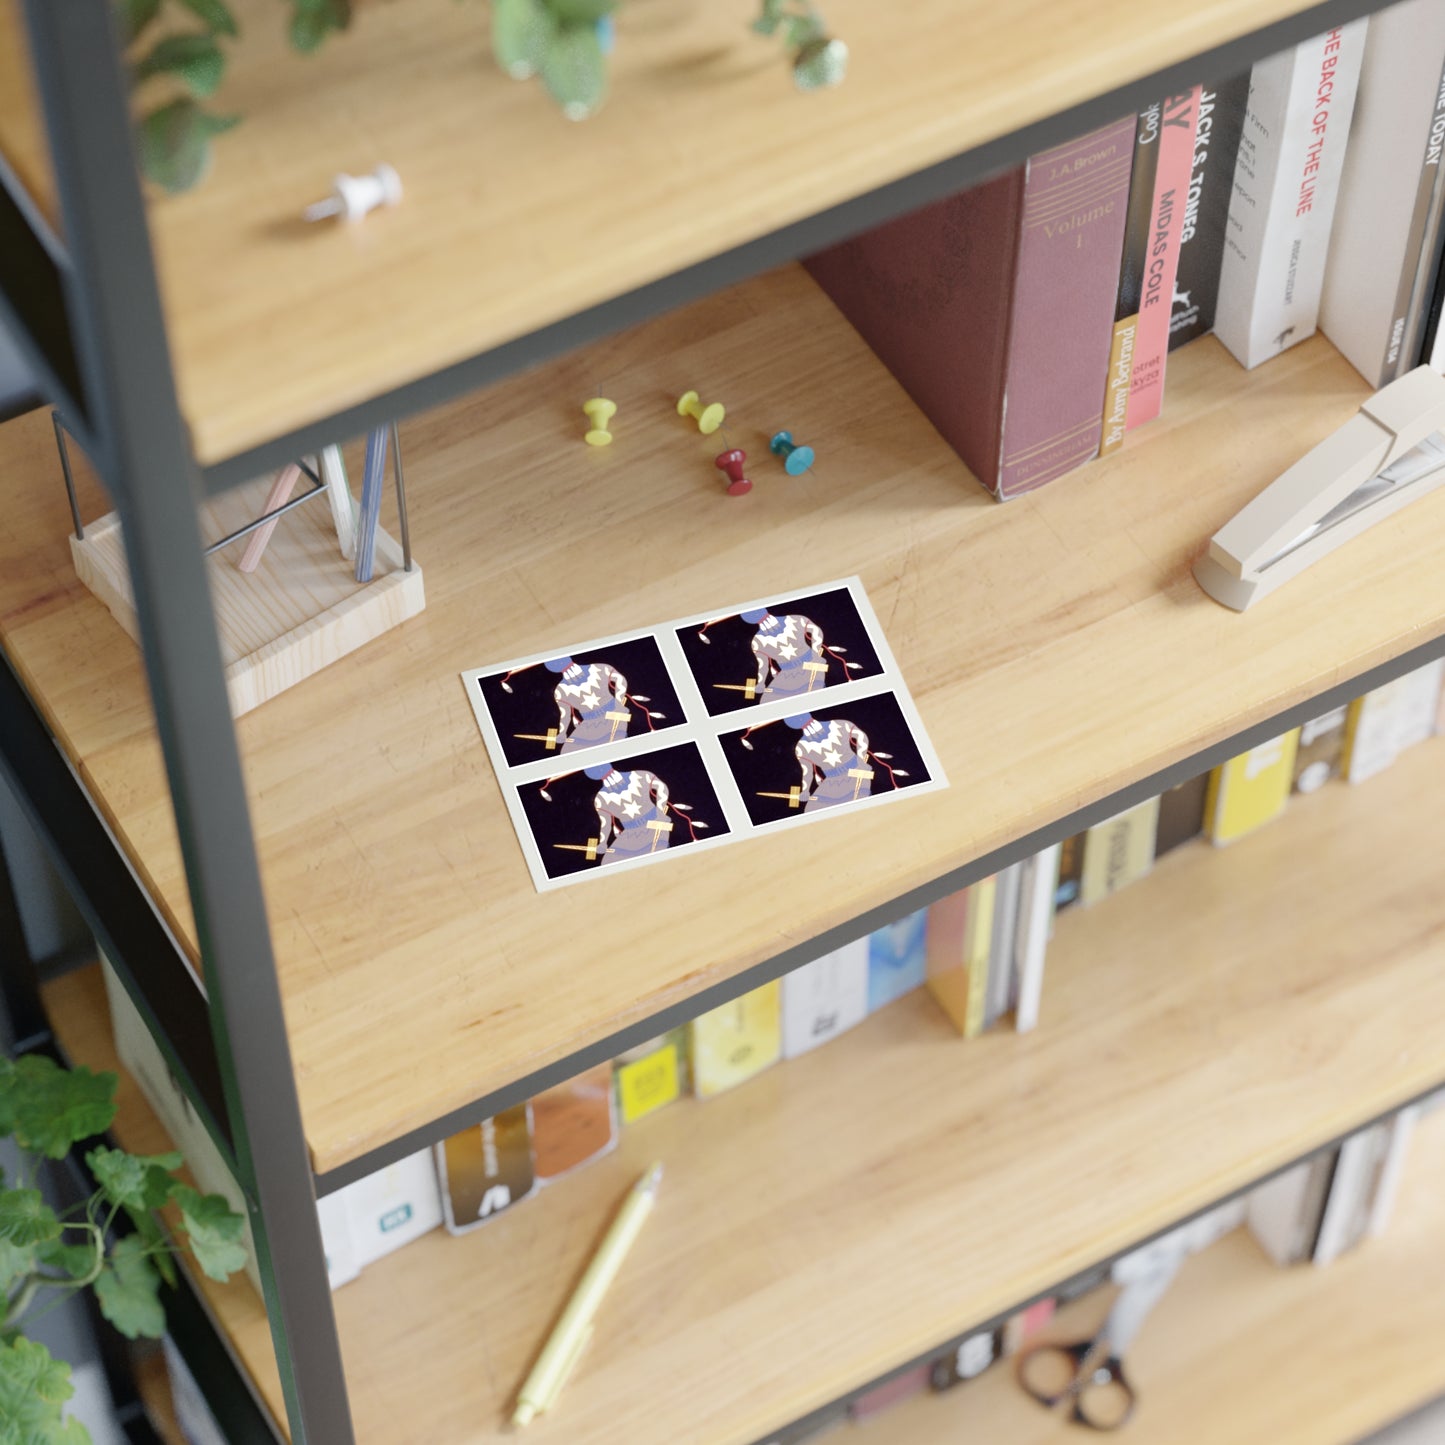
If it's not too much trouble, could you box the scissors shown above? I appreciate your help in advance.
[1016,1245,1183,1430]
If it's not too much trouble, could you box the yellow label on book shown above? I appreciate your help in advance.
[616,1043,681,1124]
[1206,730,1299,845]
[962,877,996,1039]
[1098,317,1137,457]
[690,982,782,1099]
[1079,796,1160,906]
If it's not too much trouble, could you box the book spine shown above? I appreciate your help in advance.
[925,888,973,1033]
[1206,730,1300,844]
[1013,844,1060,1034]
[1169,73,1251,349]
[983,862,1023,1028]
[1100,104,1161,456]
[1215,22,1369,370]
[1079,796,1160,906]
[995,117,1137,496]
[1125,87,1201,428]
[962,877,997,1037]
[1387,59,1445,381]
[1367,1105,1421,1237]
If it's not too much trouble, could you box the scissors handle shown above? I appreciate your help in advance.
[1017,1339,1137,1431]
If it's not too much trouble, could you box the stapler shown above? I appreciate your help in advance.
[1194,365,1445,610]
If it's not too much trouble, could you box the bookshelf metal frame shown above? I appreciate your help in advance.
[0,0,1430,1440]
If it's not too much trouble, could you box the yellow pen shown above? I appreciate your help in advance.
[511,1162,663,1428]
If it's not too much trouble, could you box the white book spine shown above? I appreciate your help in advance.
[1012,844,1061,1034]
[1312,1128,1375,1265]
[984,862,1023,1028]
[1216,21,1368,369]
[780,939,870,1058]
[1367,1105,1421,1237]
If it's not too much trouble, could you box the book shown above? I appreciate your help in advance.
[1100,103,1162,456]
[614,1028,689,1122]
[1292,704,1348,793]
[780,940,870,1058]
[806,115,1135,498]
[436,1106,534,1235]
[866,908,929,1012]
[1214,22,1369,369]
[1320,0,1445,386]
[1246,1151,1337,1264]
[925,881,1001,1037]
[531,1062,617,1180]
[1312,1126,1382,1265]
[1204,730,1300,844]
[1000,1297,1057,1357]
[1013,843,1061,1034]
[690,981,783,1097]
[983,863,1023,1028]
[1078,796,1160,905]
[929,1327,1000,1391]
[1169,73,1251,349]
[1367,1105,1421,1237]
[1342,661,1445,782]
[1124,87,1201,429]
[847,1364,930,1421]
[1054,832,1085,910]
[1153,773,1209,857]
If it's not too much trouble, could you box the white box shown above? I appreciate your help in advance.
[780,940,870,1058]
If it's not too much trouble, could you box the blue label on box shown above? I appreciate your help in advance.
[378,1203,414,1233]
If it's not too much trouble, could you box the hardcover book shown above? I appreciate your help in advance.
[1205,730,1300,844]
[1100,103,1162,455]
[1153,773,1209,857]
[983,863,1023,1028]
[1013,843,1061,1035]
[1079,796,1160,905]
[780,940,870,1058]
[437,1106,534,1235]
[926,877,997,1037]
[1215,22,1369,369]
[1320,0,1445,386]
[1343,660,1445,781]
[1125,87,1201,429]
[1169,73,1251,349]
[866,908,929,1012]
[806,116,1135,498]
[531,1063,617,1180]
[690,981,782,1097]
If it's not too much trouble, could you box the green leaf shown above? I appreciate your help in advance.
[492,0,553,78]
[0,1336,89,1445]
[36,1235,100,1283]
[137,99,214,193]
[176,0,239,36]
[0,1190,61,1248]
[0,1236,34,1295]
[792,35,847,89]
[117,0,162,44]
[784,13,823,47]
[118,1207,176,1288]
[132,32,226,99]
[289,0,350,52]
[85,1146,181,1213]
[172,1185,246,1282]
[545,0,615,22]
[6,1057,116,1160]
[751,0,785,34]
[93,1236,165,1340]
[540,22,607,120]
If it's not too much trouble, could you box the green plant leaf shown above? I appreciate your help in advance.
[6,1057,116,1160]
[751,0,785,34]
[784,13,823,47]
[36,1236,100,1283]
[545,0,615,22]
[137,99,214,192]
[0,1237,34,1295]
[791,35,847,89]
[118,1206,176,1288]
[94,1237,165,1340]
[85,1147,181,1213]
[289,0,350,52]
[117,0,162,44]
[172,1185,246,1282]
[0,1190,61,1248]
[133,32,226,98]
[177,0,239,36]
[492,0,553,78]
[540,22,606,119]
[0,1336,90,1445]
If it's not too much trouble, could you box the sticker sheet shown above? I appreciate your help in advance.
[461,577,947,891]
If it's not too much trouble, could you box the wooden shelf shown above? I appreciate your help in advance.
[5,265,1445,1174]
[43,734,1445,1444]
[852,1107,1445,1445]
[0,0,58,231]
[130,0,1341,466]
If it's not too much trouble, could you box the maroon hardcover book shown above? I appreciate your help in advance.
[806,117,1135,499]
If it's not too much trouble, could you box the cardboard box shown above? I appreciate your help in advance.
[780,941,869,1058]
[614,1029,689,1123]
[690,982,782,1098]
[531,1064,617,1181]
[437,1105,536,1233]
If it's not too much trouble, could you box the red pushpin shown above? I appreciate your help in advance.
[714,448,753,497]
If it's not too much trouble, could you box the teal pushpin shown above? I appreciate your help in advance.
[769,430,815,475]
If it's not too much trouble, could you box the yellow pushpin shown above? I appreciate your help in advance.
[676,389,725,435]
[583,397,616,447]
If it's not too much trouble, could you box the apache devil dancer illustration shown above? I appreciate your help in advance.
[745,712,909,813]
[542,762,708,866]
[698,606,861,703]
[500,656,665,755]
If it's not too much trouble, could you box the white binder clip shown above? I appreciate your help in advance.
[1194,365,1445,610]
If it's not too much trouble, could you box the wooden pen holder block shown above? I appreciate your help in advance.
[70,476,425,718]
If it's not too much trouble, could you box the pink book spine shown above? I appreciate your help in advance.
[1125,88,1201,431]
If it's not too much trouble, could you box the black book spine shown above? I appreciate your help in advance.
[1114,102,1163,325]
[1169,72,1250,350]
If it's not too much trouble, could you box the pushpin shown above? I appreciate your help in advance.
[583,397,616,446]
[677,390,726,435]
[303,165,403,223]
[714,448,752,497]
[769,430,815,475]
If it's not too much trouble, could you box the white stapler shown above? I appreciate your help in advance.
[1194,365,1445,611]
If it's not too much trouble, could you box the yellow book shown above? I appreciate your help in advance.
[613,1029,687,1125]
[924,889,973,1034]
[1079,796,1160,906]
[689,982,782,1099]
[961,877,997,1038]
[1205,730,1300,845]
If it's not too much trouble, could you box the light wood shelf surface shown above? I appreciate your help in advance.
[852,1108,1445,1445]
[136,0,1338,465]
[4,266,1445,1173]
[44,736,1445,1443]
[0,0,58,231]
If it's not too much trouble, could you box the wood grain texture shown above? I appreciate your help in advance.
[42,736,1445,1443]
[68,480,424,717]
[5,267,1445,1173]
[853,1108,1445,1445]
[138,0,1340,464]
[0,0,58,231]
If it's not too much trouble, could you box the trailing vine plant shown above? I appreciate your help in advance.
[0,1053,246,1445]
